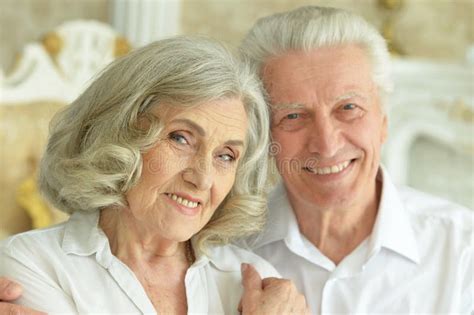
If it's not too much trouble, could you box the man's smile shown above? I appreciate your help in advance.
[303,159,352,175]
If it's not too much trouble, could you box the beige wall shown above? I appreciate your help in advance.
[181,0,473,61]
[1,0,472,71]
[0,0,109,72]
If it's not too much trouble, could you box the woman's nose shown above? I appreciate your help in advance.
[182,156,214,191]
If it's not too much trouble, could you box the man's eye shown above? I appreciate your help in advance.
[338,103,365,121]
[286,113,300,119]
[169,132,188,145]
[272,111,308,132]
[342,103,357,110]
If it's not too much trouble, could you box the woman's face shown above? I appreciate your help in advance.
[125,98,249,242]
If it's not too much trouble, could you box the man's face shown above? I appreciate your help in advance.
[263,45,387,212]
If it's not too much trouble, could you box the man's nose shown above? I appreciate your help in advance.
[182,156,214,191]
[307,116,342,158]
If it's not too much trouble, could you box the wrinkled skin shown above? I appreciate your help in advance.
[239,264,311,314]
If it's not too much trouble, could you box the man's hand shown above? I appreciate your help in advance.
[239,263,310,314]
[0,277,46,315]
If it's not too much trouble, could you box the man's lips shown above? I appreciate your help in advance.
[303,159,354,175]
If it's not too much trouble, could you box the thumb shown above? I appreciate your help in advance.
[239,263,262,313]
[241,263,262,292]
[0,277,23,301]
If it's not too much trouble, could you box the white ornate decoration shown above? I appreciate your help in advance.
[0,20,126,104]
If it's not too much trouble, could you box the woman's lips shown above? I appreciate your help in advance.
[164,193,202,216]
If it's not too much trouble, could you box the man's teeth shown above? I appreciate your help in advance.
[306,160,351,175]
[166,193,199,208]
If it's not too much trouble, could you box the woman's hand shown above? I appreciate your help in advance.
[0,277,46,315]
[239,264,311,314]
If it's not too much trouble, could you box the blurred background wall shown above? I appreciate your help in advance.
[0,0,109,72]
[1,0,473,71]
[181,0,473,61]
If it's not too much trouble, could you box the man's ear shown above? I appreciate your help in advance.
[381,114,388,144]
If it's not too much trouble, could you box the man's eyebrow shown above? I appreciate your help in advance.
[171,118,245,147]
[334,91,367,102]
[270,103,306,111]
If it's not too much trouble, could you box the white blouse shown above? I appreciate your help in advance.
[0,211,280,314]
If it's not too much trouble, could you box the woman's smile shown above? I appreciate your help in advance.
[164,192,202,216]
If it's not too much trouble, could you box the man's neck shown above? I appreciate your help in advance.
[289,181,382,265]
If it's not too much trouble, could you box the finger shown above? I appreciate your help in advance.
[240,263,263,313]
[260,278,294,310]
[261,277,295,296]
[261,277,285,288]
[0,277,23,301]
[0,303,47,315]
[241,263,262,292]
[237,298,242,313]
[295,294,308,314]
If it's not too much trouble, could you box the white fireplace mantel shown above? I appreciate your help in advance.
[383,57,473,208]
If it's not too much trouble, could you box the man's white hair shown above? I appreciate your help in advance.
[240,6,393,95]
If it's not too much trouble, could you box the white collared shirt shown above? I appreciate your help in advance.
[0,211,280,314]
[247,167,473,314]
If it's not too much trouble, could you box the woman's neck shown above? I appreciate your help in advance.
[99,207,187,265]
[99,207,191,314]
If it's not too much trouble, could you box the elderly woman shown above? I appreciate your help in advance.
[0,36,308,314]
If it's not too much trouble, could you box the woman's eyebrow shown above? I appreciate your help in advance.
[171,118,206,136]
[171,119,245,147]
[224,140,244,147]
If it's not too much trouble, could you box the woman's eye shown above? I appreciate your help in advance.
[219,154,235,163]
[217,149,237,165]
[169,132,188,145]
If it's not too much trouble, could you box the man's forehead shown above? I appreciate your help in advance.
[263,46,372,81]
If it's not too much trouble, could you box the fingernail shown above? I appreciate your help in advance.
[5,282,21,296]
[241,263,248,274]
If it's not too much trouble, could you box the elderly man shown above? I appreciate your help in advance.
[1,6,472,314]
[237,6,472,313]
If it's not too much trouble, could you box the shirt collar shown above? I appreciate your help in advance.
[62,211,244,272]
[251,166,420,264]
[62,210,114,268]
[249,182,298,249]
[191,239,251,273]
[201,245,240,272]
[368,166,420,264]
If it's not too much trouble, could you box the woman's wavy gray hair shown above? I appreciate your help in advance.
[240,6,393,96]
[39,36,271,251]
